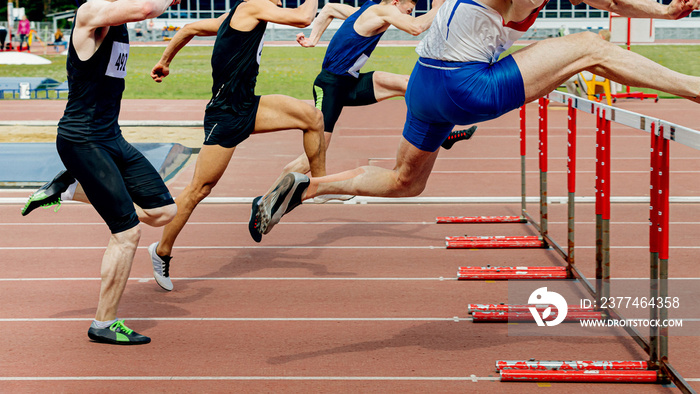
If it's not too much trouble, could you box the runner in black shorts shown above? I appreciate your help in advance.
[145,0,326,289]
[276,0,474,198]
[21,0,179,345]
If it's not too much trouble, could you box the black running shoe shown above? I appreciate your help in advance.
[248,196,263,243]
[257,172,310,236]
[21,170,75,216]
[441,125,478,150]
[87,320,151,345]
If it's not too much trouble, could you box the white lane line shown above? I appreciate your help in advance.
[1,277,697,282]
[2,245,700,250]
[0,376,500,382]
[0,317,472,322]
[2,221,700,226]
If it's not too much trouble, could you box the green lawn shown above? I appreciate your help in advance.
[1,44,698,100]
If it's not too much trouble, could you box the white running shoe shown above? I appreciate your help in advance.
[312,194,356,204]
[148,242,173,291]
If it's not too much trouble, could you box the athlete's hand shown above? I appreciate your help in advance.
[151,62,170,83]
[296,32,314,47]
[667,0,698,19]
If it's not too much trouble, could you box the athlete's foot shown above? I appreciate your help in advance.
[21,170,75,216]
[248,196,263,243]
[441,125,478,150]
[87,320,151,345]
[253,172,310,238]
[313,194,355,204]
[148,242,173,291]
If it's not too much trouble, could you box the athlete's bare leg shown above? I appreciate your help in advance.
[157,94,324,255]
[258,94,326,194]
[372,71,408,101]
[303,136,439,199]
[156,144,235,257]
[95,224,140,321]
[279,71,407,177]
[512,32,700,102]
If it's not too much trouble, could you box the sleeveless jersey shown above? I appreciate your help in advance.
[58,24,129,142]
[206,1,267,113]
[416,0,547,64]
[322,0,383,77]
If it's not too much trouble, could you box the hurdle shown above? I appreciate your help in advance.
[482,91,696,390]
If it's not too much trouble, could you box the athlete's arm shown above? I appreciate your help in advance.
[297,3,358,47]
[151,15,226,82]
[72,0,179,60]
[242,0,318,28]
[581,0,697,19]
[77,0,180,29]
[375,0,445,36]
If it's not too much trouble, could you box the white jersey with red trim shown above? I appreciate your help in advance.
[416,0,546,64]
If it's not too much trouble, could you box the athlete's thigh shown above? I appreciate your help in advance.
[254,94,319,134]
[117,138,174,209]
[394,136,441,187]
[190,143,236,188]
[56,137,138,233]
[512,32,597,101]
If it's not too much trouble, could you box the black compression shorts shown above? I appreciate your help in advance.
[313,69,377,133]
[203,95,261,148]
[56,135,174,234]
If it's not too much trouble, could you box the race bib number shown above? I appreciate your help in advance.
[347,54,369,78]
[105,41,129,78]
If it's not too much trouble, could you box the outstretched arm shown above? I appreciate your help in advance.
[376,0,445,36]
[581,0,698,19]
[243,0,318,28]
[151,15,226,82]
[73,0,180,59]
[297,3,358,47]
[77,0,180,29]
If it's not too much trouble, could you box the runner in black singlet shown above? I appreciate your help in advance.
[146,0,325,288]
[21,0,179,345]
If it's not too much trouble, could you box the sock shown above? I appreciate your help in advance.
[60,180,78,201]
[91,319,117,329]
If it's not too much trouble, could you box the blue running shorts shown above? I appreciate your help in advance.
[402,55,525,152]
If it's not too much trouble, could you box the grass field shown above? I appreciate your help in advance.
[1,44,699,100]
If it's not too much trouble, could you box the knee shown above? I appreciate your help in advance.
[578,31,611,62]
[306,107,324,133]
[187,181,216,203]
[113,225,142,248]
[393,175,426,197]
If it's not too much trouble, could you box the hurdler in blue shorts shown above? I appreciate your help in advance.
[252,0,700,240]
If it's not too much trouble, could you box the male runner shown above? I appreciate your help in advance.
[250,0,700,239]
[145,0,326,290]
[278,0,472,187]
[21,0,180,345]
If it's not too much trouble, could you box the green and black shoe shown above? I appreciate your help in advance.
[87,320,151,345]
[441,125,478,150]
[21,170,74,216]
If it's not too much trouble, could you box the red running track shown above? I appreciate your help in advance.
[1,99,699,392]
